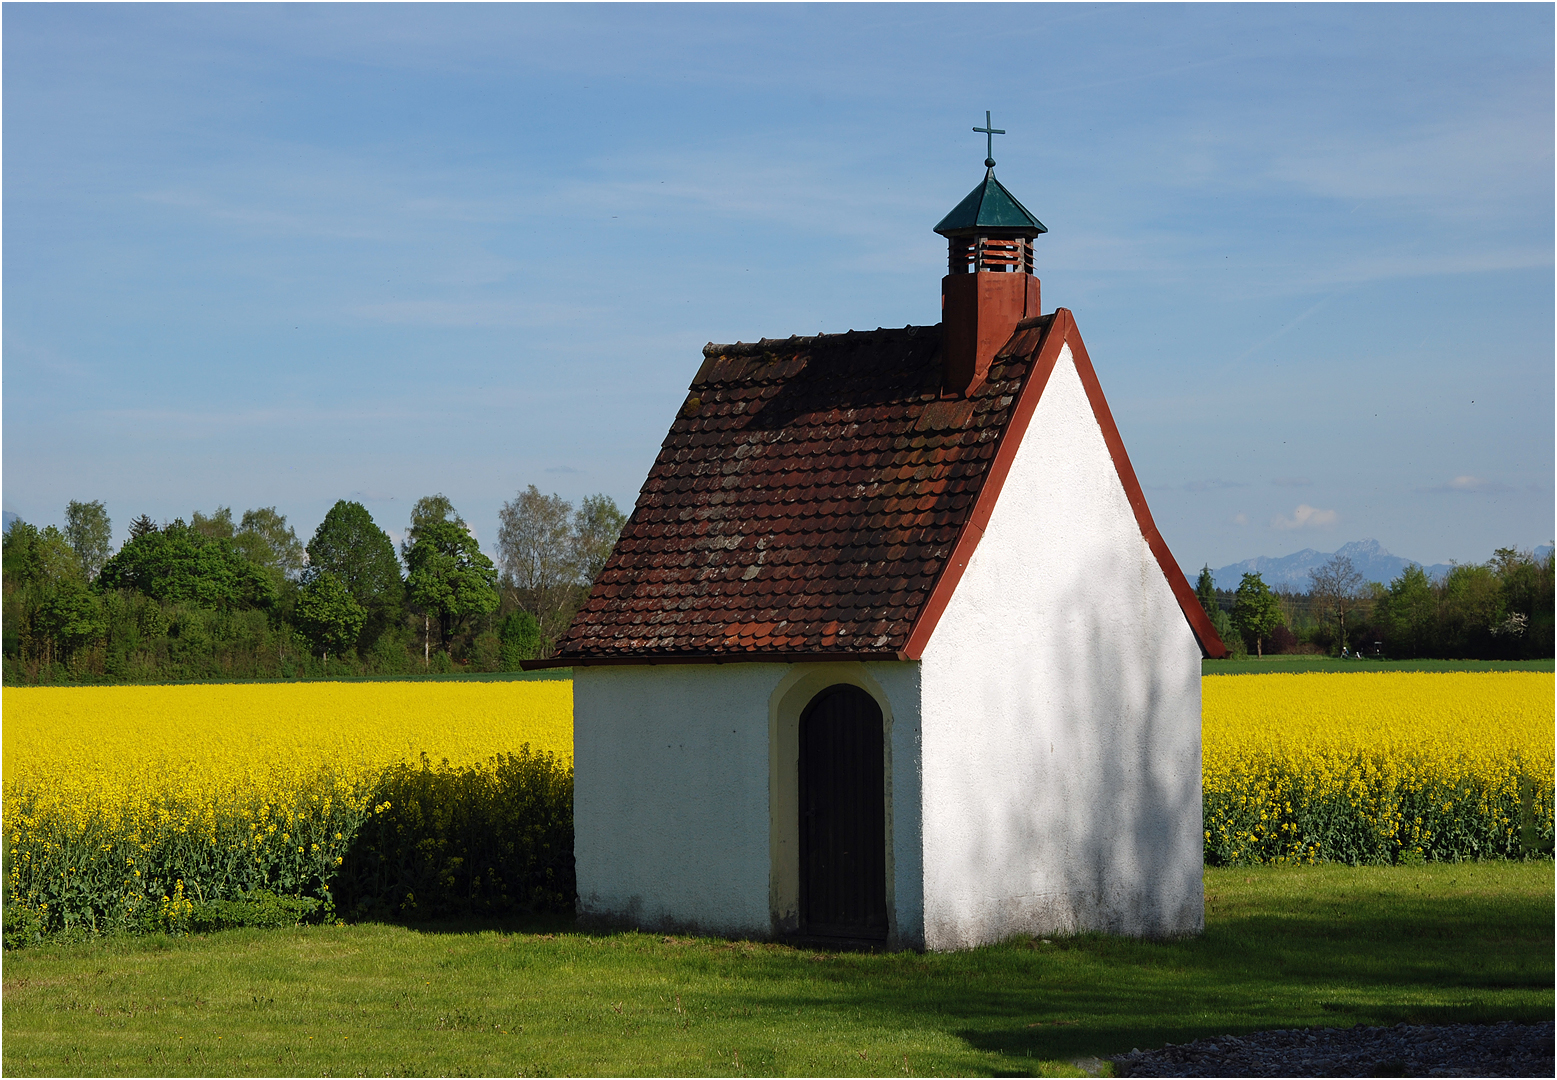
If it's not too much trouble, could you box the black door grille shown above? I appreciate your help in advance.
[799,684,887,940]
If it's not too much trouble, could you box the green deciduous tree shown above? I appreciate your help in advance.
[1232,572,1283,658]
[3,520,106,665]
[305,501,404,651]
[3,521,79,590]
[497,487,575,648]
[496,486,627,656]
[1437,563,1501,658]
[294,571,366,662]
[402,494,460,560]
[1376,563,1437,658]
[573,493,628,588]
[404,510,499,655]
[498,610,542,670]
[235,507,305,588]
[64,500,113,581]
[36,576,106,662]
[191,507,236,540]
[96,520,276,611]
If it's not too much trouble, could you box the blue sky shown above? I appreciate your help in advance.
[5,3,1552,573]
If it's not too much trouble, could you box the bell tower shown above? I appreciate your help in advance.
[934,113,1047,396]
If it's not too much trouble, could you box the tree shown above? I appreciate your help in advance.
[402,494,461,561]
[1492,546,1556,657]
[294,571,366,662]
[191,507,236,540]
[498,609,542,670]
[4,521,89,590]
[404,514,499,654]
[573,493,628,588]
[1231,572,1283,658]
[128,515,157,541]
[96,519,276,611]
[1209,605,1239,656]
[1377,564,1437,658]
[64,500,113,581]
[36,576,106,662]
[1195,565,1217,620]
[3,521,105,664]
[497,486,575,647]
[1438,563,1501,658]
[496,486,628,655]
[305,501,404,650]
[1309,554,1366,654]
[401,495,467,663]
[235,507,305,591]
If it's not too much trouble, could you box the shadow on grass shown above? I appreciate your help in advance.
[337,866,1553,1069]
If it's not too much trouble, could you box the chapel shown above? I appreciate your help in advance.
[529,121,1225,950]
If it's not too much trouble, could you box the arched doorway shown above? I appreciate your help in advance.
[799,684,887,940]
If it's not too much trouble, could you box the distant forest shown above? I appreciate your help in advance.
[5,493,1552,684]
[2,488,624,685]
[1198,548,1555,661]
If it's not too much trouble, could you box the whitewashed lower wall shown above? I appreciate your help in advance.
[573,663,781,936]
[572,660,924,943]
[918,344,1204,949]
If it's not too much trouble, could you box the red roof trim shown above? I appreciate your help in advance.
[902,308,1227,660]
[1065,320,1228,658]
[900,312,1068,658]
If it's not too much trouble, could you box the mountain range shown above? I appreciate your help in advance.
[1202,539,1454,592]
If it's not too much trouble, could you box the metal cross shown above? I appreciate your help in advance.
[973,110,1005,167]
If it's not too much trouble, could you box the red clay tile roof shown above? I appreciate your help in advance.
[545,310,1226,665]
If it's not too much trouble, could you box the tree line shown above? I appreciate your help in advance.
[1,487,626,685]
[1196,546,1554,660]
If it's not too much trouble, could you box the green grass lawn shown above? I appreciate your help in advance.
[1203,656,1555,675]
[3,863,1550,1077]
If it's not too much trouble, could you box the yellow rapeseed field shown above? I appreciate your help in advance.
[3,671,1551,938]
[1203,672,1553,865]
[5,679,573,818]
[3,679,572,935]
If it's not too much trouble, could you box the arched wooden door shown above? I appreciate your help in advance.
[799,684,887,940]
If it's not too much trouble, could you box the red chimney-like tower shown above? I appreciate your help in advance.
[934,113,1047,396]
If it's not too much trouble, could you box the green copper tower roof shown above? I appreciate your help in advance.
[934,168,1047,238]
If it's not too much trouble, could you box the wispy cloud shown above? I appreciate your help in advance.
[1272,504,1338,530]
[1269,112,1551,221]
[544,465,583,475]
[1183,478,1247,492]
[1272,476,1313,488]
[1418,475,1516,495]
[1221,292,1341,370]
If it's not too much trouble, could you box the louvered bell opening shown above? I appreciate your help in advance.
[946,234,1034,275]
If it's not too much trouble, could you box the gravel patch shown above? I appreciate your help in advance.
[1111,1020,1554,1077]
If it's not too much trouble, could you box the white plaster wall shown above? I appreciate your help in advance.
[574,663,779,936]
[573,661,925,943]
[918,344,1203,949]
[872,661,927,950]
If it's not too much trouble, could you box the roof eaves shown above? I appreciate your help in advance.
[522,649,909,671]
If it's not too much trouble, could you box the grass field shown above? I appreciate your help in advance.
[1203,656,1555,675]
[2,862,1550,1078]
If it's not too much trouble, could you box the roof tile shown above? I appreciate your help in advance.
[554,321,1052,661]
